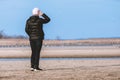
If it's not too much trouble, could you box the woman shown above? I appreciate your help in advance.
[25,8,50,71]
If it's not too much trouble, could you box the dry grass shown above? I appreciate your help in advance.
[0,38,120,46]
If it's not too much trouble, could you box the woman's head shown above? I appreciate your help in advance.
[32,8,40,16]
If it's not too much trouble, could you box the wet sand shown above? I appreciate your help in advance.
[0,59,120,80]
[0,46,120,58]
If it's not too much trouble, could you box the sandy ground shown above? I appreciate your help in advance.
[0,46,120,80]
[0,59,120,80]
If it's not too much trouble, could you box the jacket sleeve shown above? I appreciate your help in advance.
[25,20,30,36]
[41,13,51,23]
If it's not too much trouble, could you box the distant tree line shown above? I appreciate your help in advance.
[0,30,27,39]
[0,30,4,39]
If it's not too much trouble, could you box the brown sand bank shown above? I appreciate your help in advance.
[0,59,120,80]
[0,46,120,58]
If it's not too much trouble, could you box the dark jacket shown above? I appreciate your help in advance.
[25,14,50,40]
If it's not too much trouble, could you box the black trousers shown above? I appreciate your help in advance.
[30,39,43,68]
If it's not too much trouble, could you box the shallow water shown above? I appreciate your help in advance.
[0,57,120,61]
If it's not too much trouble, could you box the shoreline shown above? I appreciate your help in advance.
[0,57,120,61]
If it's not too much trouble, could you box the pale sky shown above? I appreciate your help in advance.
[0,0,120,39]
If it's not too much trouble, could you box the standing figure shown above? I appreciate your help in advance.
[25,8,50,71]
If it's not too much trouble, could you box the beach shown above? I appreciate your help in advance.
[0,47,120,80]
[0,58,120,80]
[0,39,120,80]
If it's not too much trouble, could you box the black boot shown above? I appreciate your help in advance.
[31,65,43,71]
[31,64,34,68]
[36,67,43,71]
[30,64,34,71]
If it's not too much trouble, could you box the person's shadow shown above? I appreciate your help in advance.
[42,64,120,71]
[43,67,75,71]
[42,66,88,71]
